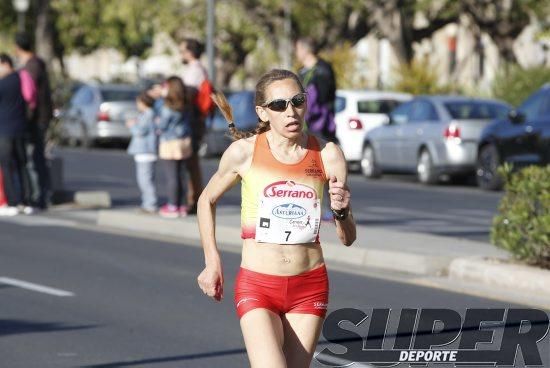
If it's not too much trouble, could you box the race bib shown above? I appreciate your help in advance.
[255,180,321,244]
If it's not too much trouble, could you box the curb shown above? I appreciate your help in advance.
[449,257,550,295]
[97,209,459,277]
[52,190,112,208]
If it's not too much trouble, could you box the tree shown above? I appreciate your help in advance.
[462,0,550,64]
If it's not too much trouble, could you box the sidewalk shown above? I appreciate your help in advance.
[94,204,550,308]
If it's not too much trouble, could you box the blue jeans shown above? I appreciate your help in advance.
[135,160,157,210]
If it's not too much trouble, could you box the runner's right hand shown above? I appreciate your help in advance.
[197,264,224,301]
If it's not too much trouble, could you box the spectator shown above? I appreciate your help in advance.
[14,32,52,210]
[127,92,159,214]
[0,53,33,216]
[157,76,194,218]
[179,37,208,215]
[295,37,337,143]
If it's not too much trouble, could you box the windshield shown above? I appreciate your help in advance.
[101,89,140,102]
[444,102,509,120]
[358,99,403,114]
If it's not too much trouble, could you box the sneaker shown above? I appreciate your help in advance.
[186,204,197,215]
[137,207,157,215]
[159,204,180,218]
[0,206,19,217]
[20,206,37,215]
[178,205,188,217]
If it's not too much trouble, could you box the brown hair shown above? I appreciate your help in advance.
[137,91,155,108]
[164,76,187,112]
[211,69,305,140]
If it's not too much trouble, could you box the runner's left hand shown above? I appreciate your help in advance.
[328,175,350,211]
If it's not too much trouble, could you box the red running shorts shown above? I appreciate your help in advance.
[234,265,329,319]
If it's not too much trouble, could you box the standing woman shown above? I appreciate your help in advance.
[157,76,193,218]
[197,69,356,367]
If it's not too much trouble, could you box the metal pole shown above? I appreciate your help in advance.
[206,0,216,85]
[283,0,291,69]
[17,11,24,32]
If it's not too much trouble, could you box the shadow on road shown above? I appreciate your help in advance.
[0,319,97,337]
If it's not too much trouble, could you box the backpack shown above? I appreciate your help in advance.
[195,79,214,117]
[18,69,37,110]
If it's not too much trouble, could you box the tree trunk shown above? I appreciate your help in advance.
[35,0,54,62]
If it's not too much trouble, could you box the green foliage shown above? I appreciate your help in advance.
[391,59,459,95]
[320,42,365,89]
[492,65,550,106]
[491,165,550,269]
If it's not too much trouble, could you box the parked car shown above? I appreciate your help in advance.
[335,90,411,168]
[199,90,257,157]
[476,84,550,190]
[60,83,140,147]
[362,96,511,184]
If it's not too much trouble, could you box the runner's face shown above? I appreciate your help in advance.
[256,79,306,139]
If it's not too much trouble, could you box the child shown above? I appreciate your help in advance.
[127,92,159,214]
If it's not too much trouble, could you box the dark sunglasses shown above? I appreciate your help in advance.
[262,93,307,112]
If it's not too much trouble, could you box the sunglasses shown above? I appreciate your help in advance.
[262,93,307,112]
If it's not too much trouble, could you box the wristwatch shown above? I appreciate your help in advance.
[331,207,349,221]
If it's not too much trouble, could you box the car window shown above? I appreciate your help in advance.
[409,101,439,122]
[518,92,545,121]
[389,101,412,125]
[71,87,94,106]
[444,101,509,120]
[538,92,550,119]
[335,96,346,113]
[100,89,140,102]
[357,99,402,114]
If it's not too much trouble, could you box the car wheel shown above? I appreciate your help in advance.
[476,144,503,191]
[417,149,438,184]
[361,145,382,178]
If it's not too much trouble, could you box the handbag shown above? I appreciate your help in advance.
[159,137,193,160]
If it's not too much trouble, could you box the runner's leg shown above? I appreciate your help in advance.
[282,313,324,368]
[240,308,286,368]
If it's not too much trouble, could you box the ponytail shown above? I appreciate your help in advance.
[211,91,270,141]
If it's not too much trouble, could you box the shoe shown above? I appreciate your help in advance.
[19,206,37,215]
[186,204,197,215]
[179,205,188,217]
[159,204,180,218]
[137,207,157,215]
[0,206,19,217]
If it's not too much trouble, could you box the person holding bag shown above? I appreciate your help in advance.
[157,76,193,218]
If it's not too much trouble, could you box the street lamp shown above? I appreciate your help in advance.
[12,0,30,33]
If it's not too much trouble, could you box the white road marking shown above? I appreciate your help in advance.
[0,277,75,297]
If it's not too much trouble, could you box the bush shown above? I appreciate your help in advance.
[492,65,550,106]
[491,165,550,269]
[391,59,460,95]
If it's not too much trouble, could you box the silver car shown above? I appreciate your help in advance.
[60,83,140,147]
[361,96,510,184]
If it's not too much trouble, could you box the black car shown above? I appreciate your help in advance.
[477,84,550,190]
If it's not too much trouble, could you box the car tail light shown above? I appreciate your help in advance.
[97,111,110,122]
[444,123,461,141]
[348,118,363,130]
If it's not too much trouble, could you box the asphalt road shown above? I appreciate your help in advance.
[57,147,503,242]
[1,215,546,368]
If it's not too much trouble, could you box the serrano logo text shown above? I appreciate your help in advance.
[264,181,316,199]
[272,204,307,219]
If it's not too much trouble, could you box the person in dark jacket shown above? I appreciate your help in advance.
[14,33,52,210]
[295,37,337,143]
[0,53,33,216]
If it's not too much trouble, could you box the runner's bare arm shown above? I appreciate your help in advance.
[197,139,252,300]
[321,142,356,246]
